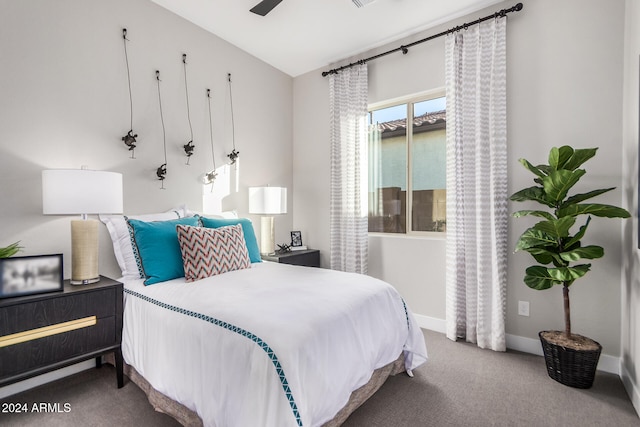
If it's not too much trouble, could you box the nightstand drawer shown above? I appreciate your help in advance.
[0,316,116,379]
[0,288,116,336]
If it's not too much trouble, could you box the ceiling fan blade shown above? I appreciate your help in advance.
[250,0,283,16]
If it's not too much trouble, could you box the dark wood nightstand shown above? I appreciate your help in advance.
[0,276,123,389]
[262,249,320,267]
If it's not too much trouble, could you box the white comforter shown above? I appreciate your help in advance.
[121,262,427,427]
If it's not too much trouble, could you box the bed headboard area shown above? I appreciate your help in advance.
[98,206,258,285]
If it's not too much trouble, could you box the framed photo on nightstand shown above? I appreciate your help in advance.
[291,231,303,247]
[0,254,63,299]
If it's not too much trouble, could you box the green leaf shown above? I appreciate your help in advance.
[557,203,631,219]
[537,165,552,175]
[523,266,558,290]
[563,148,598,171]
[547,264,591,283]
[563,217,591,249]
[510,187,554,207]
[532,216,576,238]
[532,252,555,265]
[522,247,562,265]
[0,241,22,258]
[542,169,586,203]
[515,228,558,251]
[518,158,546,178]
[561,188,615,208]
[512,210,556,221]
[549,146,574,170]
[559,245,604,262]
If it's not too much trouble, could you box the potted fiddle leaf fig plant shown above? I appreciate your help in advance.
[510,146,630,389]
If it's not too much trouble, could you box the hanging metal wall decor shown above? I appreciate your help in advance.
[203,88,218,186]
[227,73,239,165]
[182,54,195,164]
[155,70,168,189]
[120,29,138,158]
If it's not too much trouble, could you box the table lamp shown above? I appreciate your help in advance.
[248,186,287,255]
[42,169,123,285]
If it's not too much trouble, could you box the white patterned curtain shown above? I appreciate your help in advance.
[329,64,368,274]
[444,17,508,351]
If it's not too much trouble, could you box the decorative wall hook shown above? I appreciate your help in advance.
[227,73,239,166]
[227,149,239,165]
[156,70,168,189]
[156,163,167,186]
[204,88,217,186]
[122,130,138,152]
[121,28,138,158]
[182,53,195,164]
[202,170,218,186]
[184,141,195,159]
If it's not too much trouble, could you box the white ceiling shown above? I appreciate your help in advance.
[150,0,504,77]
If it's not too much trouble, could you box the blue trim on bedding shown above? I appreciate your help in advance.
[124,288,303,426]
[401,299,410,330]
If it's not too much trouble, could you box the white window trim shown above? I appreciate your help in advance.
[368,88,446,238]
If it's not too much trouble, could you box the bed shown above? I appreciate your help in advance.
[100,208,428,427]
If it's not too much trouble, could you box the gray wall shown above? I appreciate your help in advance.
[0,0,294,280]
[622,0,640,413]
[293,0,627,360]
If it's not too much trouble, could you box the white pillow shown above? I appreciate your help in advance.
[188,210,238,219]
[100,205,192,279]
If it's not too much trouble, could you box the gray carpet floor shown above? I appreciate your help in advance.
[1,329,638,426]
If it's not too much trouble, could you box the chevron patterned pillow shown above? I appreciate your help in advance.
[176,224,251,282]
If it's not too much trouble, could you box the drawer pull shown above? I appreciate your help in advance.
[0,316,97,348]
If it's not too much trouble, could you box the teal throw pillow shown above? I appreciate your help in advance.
[199,217,261,263]
[128,216,200,285]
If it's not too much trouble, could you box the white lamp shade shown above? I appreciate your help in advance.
[248,187,287,215]
[42,169,123,215]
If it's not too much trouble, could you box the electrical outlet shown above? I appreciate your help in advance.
[518,300,530,317]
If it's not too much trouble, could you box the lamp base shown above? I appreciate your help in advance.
[260,216,275,255]
[71,219,100,285]
[70,277,101,286]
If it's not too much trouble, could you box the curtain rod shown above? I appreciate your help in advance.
[321,2,523,77]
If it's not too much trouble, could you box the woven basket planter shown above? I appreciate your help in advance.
[539,331,602,389]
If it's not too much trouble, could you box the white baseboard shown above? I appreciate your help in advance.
[415,315,620,375]
[0,359,95,400]
[621,363,640,417]
[414,313,446,333]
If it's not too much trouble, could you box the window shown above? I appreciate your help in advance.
[367,92,446,234]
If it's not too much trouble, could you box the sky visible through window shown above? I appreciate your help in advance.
[370,96,446,124]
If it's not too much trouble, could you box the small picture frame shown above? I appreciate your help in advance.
[0,254,64,299]
[290,231,303,247]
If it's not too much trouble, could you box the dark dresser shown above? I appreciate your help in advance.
[0,276,123,388]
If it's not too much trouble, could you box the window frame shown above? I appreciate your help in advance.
[367,88,446,238]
